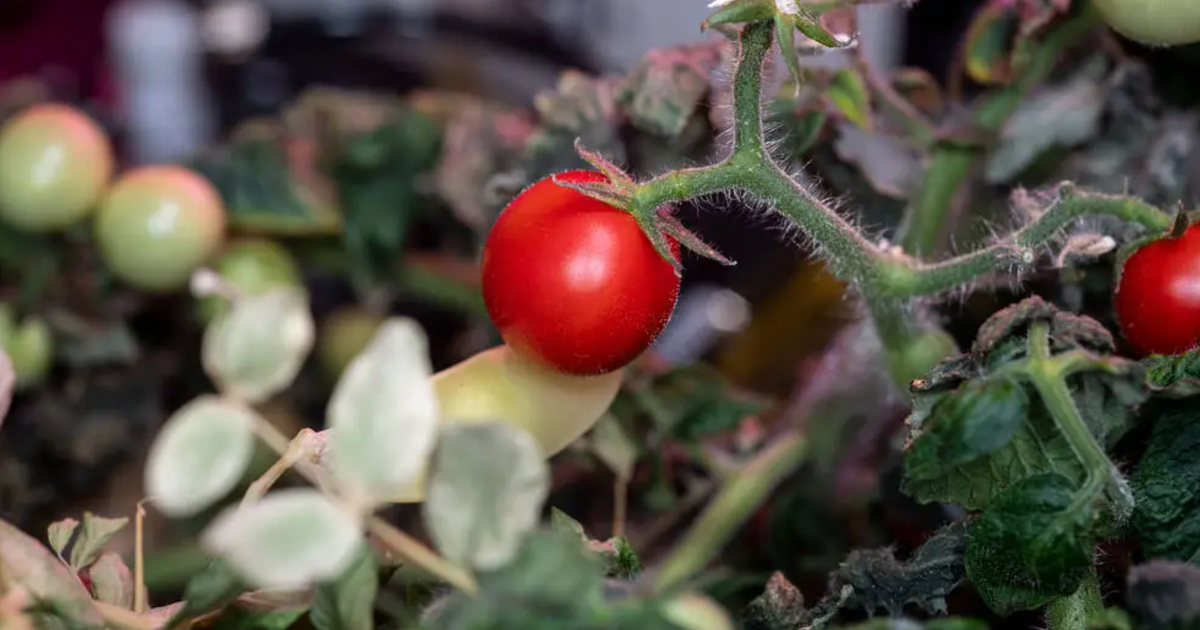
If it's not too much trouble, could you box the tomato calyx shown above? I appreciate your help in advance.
[552,140,736,273]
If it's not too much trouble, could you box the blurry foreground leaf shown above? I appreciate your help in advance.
[328,319,438,508]
[0,517,103,629]
[203,288,315,404]
[85,552,135,609]
[424,423,550,572]
[145,396,257,518]
[202,489,362,590]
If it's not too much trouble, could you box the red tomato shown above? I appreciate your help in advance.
[481,170,681,375]
[1115,223,1200,356]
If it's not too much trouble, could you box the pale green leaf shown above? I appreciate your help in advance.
[203,287,315,404]
[145,395,257,518]
[46,518,79,560]
[423,423,550,572]
[590,414,638,480]
[202,489,362,590]
[0,517,103,628]
[327,318,438,507]
[70,512,130,570]
[85,552,135,609]
[310,544,377,630]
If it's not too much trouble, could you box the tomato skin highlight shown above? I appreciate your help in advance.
[481,170,682,376]
[1115,223,1200,356]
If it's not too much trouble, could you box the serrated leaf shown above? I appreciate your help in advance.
[1127,561,1200,630]
[825,68,872,131]
[85,552,134,609]
[0,517,103,629]
[904,378,1028,483]
[70,512,129,571]
[145,396,257,518]
[310,545,377,630]
[964,473,1096,615]
[46,518,79,560]
[203,287,315,404]
[831,520,969,617]
[1144,350,1200,398]
[423,423,550,572]
[327,318,438,508]
[1132,404,1200,563]
[202,489,362,590]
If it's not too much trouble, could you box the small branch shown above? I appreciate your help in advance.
[651,429,808,594]
[882,186,1172,298]
[731,21,773,158]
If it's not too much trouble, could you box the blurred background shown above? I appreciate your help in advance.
[0,0,1096,616]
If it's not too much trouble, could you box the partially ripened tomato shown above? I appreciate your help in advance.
[93,166,227,292]
[481,170,681,376]
[197,239,302,323]
[1092,0,1200,47]
[0,104,113,232]
[1115,222,1200,356]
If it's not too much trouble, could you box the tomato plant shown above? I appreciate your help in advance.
[0,104,113,233]
[93,165,227,292]
[1114,222,1200,356]
[1092,0,1200,46]
[0,305,53,391]
[197,239,302,323]
[481,170,681,376]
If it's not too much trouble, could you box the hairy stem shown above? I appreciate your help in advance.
[652,429,808,593]
[1046,570,1103,630]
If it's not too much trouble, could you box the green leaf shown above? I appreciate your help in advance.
[205,605,308,630]
[964,473,1097,615]
[166,559,248,627]
[824,68,872,130]
[84,552,134,609]
[190,137,342,236]
[619,44,722,138]
[421,529,609,630]
[549,508,587,540]
[0,517,103,630]
[69,512,129,571]
[703,0,773,30]
[46,518,79,561]
[423,423,550,572]
[311,545,378,630]
[590,414,639,480]
[1126,561,1200,630]
[831,520,969,616]
[144,395,257,518]
[202,287,315,404]
[202,489,362,590]
[1132,404,1200,563]
[903,378,1028,484]
[961,0,1017,85]
[774,15,806,98]
[1144,350,1200,399]
[327,318,438,508]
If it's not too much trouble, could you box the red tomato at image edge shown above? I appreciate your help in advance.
[481,170,682,376]
[1115,223,1200,356]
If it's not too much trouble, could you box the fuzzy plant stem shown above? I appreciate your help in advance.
[629,18,1171,387]
[652,429,808,594]
[894,3,1102,257]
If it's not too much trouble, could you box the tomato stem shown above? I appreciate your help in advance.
[1171,205,1191,238]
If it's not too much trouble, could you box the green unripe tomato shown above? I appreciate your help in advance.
[0,104,114,232]
[1092,0,1200,46]
[0,305,54,391]
[317,308,387,380]
[389,344,623,502]
[889,327,959,388]
[196,239,302,323]
[94,165,227,292]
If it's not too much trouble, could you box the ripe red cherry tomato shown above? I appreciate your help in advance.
[1115,223,1200,356]
[481,170,681,376]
